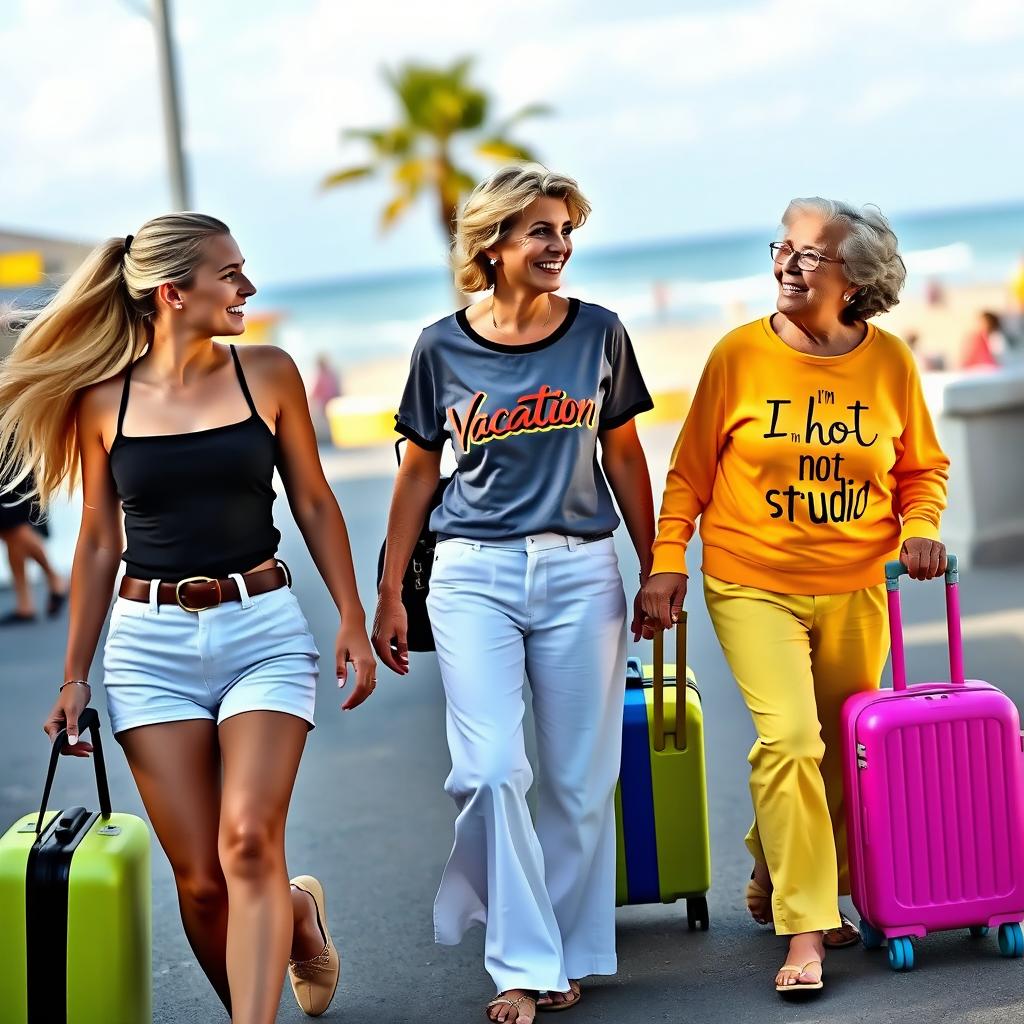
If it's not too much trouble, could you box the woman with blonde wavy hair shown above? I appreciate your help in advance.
[373,165,657,1023]
[0,214,377,1022]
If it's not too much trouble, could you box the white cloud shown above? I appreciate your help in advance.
[3,0,1023,280]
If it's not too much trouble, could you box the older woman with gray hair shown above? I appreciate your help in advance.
[642,198,950,995]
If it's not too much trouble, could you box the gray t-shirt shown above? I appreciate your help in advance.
[395,298,653,540]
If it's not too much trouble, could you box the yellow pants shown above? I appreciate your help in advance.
[703,574,888,935]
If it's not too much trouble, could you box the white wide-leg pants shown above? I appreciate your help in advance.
[426,532,628,994]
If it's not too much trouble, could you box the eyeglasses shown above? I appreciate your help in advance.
[770,242,845,272]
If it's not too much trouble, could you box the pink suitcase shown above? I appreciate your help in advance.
[841,554,1024,971]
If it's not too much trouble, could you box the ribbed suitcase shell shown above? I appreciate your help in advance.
[842,557,1024,939]
[0,811,151,1024]
[615,617,711,928]
[843,682,1024,935]
[0,709,151,1023]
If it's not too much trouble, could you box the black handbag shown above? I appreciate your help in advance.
[376,440,450,653]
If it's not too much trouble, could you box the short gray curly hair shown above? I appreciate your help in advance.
[782,198,906,324]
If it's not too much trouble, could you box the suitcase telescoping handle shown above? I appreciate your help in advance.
[884,553,964,691]
[35,707,112,838]
[652,611,687,753]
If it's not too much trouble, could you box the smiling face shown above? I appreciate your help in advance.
[488,196,574,294]
[170,233,257,336]
[774,212,852,324]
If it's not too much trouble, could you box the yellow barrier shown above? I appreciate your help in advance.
[0,251,44,288]
[326,389,691,449]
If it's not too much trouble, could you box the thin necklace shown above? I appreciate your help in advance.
[491,295,553,334]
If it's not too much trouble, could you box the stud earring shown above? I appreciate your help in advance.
[489,258,498,266]
[175,303,183,310]
[843,293,853,303]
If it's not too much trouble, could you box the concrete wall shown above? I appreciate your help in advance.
[924,364,1024,567]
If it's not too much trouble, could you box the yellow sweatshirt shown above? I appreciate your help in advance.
[651,317,950,595]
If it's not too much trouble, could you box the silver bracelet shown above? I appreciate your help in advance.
[59,679,91,693]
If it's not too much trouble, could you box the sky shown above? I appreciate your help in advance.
[3,0,1024,286]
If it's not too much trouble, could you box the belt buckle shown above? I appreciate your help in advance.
[175,576,221,612]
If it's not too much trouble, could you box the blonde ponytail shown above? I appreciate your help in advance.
[0,213,229,508]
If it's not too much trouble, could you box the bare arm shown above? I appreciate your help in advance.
[264,348,376,709]
[600,419,656,641]
[372,440,442,675]
[44,391,124,754]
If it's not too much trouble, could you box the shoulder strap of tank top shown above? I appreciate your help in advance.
[229,345,259,418]
[115,357,135,438]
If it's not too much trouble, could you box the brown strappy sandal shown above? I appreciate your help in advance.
[486,990,538,1023]
[537,980,582,1012]
[824,915,860,949]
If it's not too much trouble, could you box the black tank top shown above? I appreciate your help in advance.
[109,345,281,581]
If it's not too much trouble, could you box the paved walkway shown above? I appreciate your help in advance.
[2,434,1023,1022]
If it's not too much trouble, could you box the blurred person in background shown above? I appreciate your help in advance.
[308,352,342,444]
[0,214,377,1023]
[0,454,66,624]
[374,165,656,1024]
[961,310,1007,370]
[644,198,949,996]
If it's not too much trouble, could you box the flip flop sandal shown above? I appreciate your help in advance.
[824,916,861,949]
[537,981,582,1013]
[745,874,774,925]
[486,991,538,1023]
[775,960,824,993]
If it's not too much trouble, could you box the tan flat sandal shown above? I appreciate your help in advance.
[775,960,824,993]
[537,980,582,1012]
[486,990,538,1023]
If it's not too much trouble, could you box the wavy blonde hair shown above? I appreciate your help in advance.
[0,213,230,508]
[452,164,591,294]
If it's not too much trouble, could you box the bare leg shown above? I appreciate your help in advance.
[16,523,66,595]
[1,527,35,615]
[218,711,308,1024]
[118,720,232,1012]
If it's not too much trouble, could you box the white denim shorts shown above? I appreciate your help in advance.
[102,580,320,735]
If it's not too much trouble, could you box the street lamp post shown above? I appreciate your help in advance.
[153,0,191,210]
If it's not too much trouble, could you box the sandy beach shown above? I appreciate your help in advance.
[336,282,1016,410]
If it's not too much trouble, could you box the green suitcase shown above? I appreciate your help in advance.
[614,616,712,929]
[0,708,151,1023]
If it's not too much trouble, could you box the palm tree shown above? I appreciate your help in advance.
[322,58,550,250]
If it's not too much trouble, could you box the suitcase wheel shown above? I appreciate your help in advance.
[859,919,885,950]
[969,926,990,938]
[686,896,710,932]
[998,923,1024,958]
[887,936,915,972]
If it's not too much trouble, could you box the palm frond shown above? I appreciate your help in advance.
[321,165,375,190]
[475,138,537,163]
[496,103,552,135]
[380,193,413,231]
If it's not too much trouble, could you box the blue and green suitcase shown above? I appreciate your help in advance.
[0,708,151,1023]
[614,614,711,929]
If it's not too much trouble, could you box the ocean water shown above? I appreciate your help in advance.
[252,201,1024,372]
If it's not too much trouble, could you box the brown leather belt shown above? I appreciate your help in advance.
[118,563,291,612]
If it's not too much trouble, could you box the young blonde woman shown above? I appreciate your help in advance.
[373,165,657,1024]
[0,214,376,1022]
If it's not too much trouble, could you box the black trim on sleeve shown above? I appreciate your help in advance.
[599,397,656,432]
[456,298,580,354]
[394,417,447,452]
